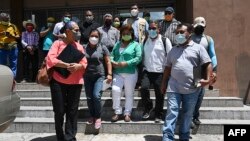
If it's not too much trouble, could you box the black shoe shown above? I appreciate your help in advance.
[193,118,201,125]
[190,121,195,129]
[142,108,153,119]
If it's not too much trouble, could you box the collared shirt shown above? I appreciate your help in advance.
[46,40,87,84]
[40,26,54,51]
[159,18,180,46]
[110,41,142,74]
[0,22,20,45]
[21,31,39,48]
[123,17,149,44]
[53,21,64,36]
[165,41,211,94]
[97,26,120,51]
[143,35,172,73]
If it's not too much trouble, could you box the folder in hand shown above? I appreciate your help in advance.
[54,44,85,78]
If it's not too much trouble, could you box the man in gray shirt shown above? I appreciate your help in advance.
[97,13,120,52]
[161,23,212,141]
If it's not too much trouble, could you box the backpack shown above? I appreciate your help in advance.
[143,36,167,54]
[204,34,211,52]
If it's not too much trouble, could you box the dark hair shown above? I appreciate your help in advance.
[149,20,159,27]
[120,24,135,41]
[60,21,76,34]
[143,11,150,17]
[131,4,139,9]
[176,23,193,33]
[89,29,101,38]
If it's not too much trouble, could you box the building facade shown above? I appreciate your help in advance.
[1,0,250,103]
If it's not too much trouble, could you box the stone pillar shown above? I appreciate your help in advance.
[176,0,193,23]
[10,0,24,82]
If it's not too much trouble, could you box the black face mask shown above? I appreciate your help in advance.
[194,26,205,35]
[105,20,112,27]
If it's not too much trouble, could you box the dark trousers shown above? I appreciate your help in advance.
[23,49,38,82]
[50,79,82,141]
[140,70,164,117]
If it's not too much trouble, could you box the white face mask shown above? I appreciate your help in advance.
[131,9,139,17]
[89,37,99,45]
[175,33,187,45]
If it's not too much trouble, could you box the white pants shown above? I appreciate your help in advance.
[112,72,138,115]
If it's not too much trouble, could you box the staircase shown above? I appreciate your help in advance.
[4,83,250,134]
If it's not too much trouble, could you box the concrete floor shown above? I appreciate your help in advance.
[0,133,223,141]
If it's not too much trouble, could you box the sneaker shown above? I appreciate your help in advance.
[95,118,102,129]
[111,114,120,122]
[124,115,131,122]
[154,117,162,123]
[193,118,201,125]
[142,108,153,119]
[87,117,95,124]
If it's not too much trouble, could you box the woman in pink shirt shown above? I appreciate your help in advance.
[46,21,87,141]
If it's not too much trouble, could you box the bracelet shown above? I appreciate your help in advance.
[107,74,112,76]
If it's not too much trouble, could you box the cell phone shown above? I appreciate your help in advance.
[5,32,10,36]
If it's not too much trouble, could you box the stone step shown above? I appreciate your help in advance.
[16,89,220,97]
[17,106,250,120]
[19,97,244,107]
[5,117,250,134]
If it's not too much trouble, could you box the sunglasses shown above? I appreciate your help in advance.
[165,11,173,15]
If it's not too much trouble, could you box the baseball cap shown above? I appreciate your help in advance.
[165,7,174,13]
[193,17,206,28]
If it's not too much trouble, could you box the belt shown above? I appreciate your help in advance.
[0,42,17,50]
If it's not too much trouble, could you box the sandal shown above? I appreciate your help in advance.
[111,114,120,122]
[95,118,102,129]
[124,115,131,122]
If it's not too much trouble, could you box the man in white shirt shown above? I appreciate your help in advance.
[141,21,172,123]
[53,12,72,40]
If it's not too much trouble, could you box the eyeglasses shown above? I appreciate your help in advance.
[71,29,80,32]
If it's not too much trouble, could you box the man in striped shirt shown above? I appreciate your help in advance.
[159,7,181,46]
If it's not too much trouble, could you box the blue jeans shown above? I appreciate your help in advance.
[84,75,104,118]
[0,47,18,77]
[162,90,200,141]
[193,88,205,119]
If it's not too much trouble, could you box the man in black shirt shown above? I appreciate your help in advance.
[80,10,100,45]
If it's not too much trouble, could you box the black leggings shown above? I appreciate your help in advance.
[50,79,82,141]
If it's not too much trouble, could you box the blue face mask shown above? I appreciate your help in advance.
[175,33,187,45]
[148,29,158,39]
[63,17,71,23]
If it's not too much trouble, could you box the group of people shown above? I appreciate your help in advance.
[0,4,218,141]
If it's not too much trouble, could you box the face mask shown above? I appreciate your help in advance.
[89,37,99,45]
[26,26,34,32]
[148,29,158,39]
[175,33,187,45]
[165,15,173,22]
[72,30,81,41]
[86,16,93,23]
[194,25,205,35]
[122,35,132,41]
[1,21,9,26]
[47,23,53,27]
[113,22,120,28]
[144,17,150,22]
[63,17,71,23]
[105,20,112,27]
[131,9,139,17]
